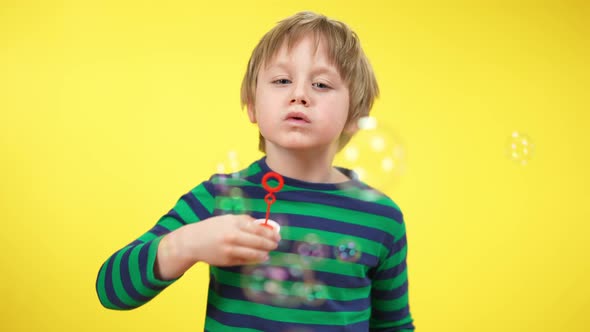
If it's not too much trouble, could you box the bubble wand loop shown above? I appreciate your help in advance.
[261,172,284,227]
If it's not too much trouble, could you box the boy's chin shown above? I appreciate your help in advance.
[267,140,340,155]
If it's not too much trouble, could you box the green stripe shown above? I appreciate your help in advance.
[208,291,370,325]
[373,292,410,311]
[128,245,160,298]
[111,247,143,307]
[158,216,185,231]
[245,162,262,176]
[282,228,386,258]
[137,230,159,243]
[191,184,216,214]
[173,198,199,222]
[377,244,407,272]
[205,317,262,332]
[211,267,371,301]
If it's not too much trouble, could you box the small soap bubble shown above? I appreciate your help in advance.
[214,150,247,195]
[216,187,251,215]
[292,281,328,307]
[334,239,362,263]
[507,131,534,166]
[294,233,328,262]
[242,265,296,307]
[335,116,406,194]
[216,150,243,176]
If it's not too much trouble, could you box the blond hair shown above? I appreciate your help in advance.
[241,11,379,152]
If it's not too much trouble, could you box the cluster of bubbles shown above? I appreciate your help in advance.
[507,131,534,166]
[214,150,251,214]
[241,231,362,308]
[213,144,370,309]
[241,254,328,308]
[335,116,406,197]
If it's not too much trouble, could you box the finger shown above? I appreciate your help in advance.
[226,231,278,251]
[223,245,269,263]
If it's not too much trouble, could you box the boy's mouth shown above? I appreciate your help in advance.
[285,111,311,123]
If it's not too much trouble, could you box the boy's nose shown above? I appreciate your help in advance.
[289,83,310,106]
[290,97,308,105]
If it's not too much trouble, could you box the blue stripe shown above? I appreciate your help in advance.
[182,191,211,220]
[389,234,407,256]
[262,238,379,266]
[372,280,408,300]
[150,224,172,236]
[219,265,371,289]
[236,185,403,222]
[373,260,407,281]
[206,303,370,331]
[138,241,166,291]
[371,305,411,322]
[119,247,152,303]
[103,252,133,309]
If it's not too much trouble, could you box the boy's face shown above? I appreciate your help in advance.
[248,35,352,154]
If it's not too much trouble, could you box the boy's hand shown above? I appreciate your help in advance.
[178,214,281,266]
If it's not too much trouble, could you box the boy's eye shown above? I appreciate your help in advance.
[312,82,331,89]
[272,79,291,85]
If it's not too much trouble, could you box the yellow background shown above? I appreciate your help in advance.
[1,0,588,331]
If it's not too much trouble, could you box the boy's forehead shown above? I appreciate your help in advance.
[263,35,337,70]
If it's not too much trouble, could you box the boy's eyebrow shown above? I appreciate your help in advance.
[268,61,341,79]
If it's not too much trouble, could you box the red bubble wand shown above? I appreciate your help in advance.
[260,171,284,230]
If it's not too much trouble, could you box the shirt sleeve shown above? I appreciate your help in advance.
[370,214,415,331]
[95,181,215,310]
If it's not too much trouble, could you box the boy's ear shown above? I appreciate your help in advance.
[247,102,257,123]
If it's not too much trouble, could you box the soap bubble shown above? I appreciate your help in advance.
[335,116,406,194]
[216,150,244,176]
[216,186,252,215]
[507,131,534,166]
[241,255,314,307]
[294,233,328,262]
[242,264,298,307]
[292,280,328,307]
[334,239,362,263]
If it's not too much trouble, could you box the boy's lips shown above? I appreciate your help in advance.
[285,111,311,123]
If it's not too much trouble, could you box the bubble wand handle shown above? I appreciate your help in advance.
[263,194,275,225]
[261,172,284,226]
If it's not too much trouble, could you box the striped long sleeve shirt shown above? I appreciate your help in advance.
[96,157,415,331]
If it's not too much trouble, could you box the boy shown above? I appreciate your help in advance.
[96,11,415,331]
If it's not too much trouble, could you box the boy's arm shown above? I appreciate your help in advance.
[370,220,415,331]
[95,183,214,310]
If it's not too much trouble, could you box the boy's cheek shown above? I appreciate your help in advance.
[247,104,257,123]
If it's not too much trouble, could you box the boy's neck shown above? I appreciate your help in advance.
[264,145,349,184]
